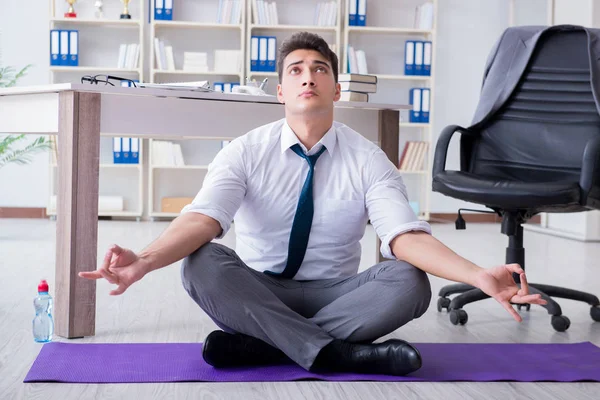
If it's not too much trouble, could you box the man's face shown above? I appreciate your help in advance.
[277,49,341,116]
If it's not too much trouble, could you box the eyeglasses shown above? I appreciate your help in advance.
[81,74,137,88]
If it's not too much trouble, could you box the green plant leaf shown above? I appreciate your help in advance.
[0,136,51,169]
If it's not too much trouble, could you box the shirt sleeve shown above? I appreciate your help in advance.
[181,139,247,239]
[365,148,432,260]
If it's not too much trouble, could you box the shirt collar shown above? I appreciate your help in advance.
[280,120,337,156]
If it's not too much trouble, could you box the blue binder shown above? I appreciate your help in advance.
[131,138,139,164]
[250,36,259,71]
[414,41,424,76]
[59,30,69,66]
[258,36,268,72]
[267,36,276,72]
[68,30,78,67]
[357,0,366,26]
[349,0,358,26]
[423,41,432,76]
[113,137,122,164]
[154,0,164,20]
[50,30,60,66]
[420,88,430,123]
[409,88,422,123]
[404,41,415,76]
[164,0,173,20]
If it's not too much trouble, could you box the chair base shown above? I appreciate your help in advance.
[436,210,600,331]
[437,283,600,332]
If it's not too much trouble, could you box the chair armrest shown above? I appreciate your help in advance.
[579,136,600,197]
[432,125,475,177]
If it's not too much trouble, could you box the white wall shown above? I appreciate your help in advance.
[0,0,51,207]
[430,0,510,213]
[0,0,547,213]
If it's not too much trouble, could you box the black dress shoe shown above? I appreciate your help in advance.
[346,339,422,376]
[312,338,422,376]
[202,330,290,368]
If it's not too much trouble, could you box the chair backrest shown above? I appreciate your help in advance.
[468,28,600,183]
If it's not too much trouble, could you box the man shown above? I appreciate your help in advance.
[80,32,546,376]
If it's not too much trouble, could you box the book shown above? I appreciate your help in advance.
[339,91,368,102]
[339,81,377,93]
[338,73,377,84]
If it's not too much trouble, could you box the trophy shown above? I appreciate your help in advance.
[120,0,132,19]
[64,0,77,18]
[94,1,104,19]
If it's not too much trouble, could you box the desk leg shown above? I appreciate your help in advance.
[55,91,101,338]
[376,109,400,263]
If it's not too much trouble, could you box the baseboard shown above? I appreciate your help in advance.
[0,207,541,224]
[430,213,541,224]
[0,207,47,219]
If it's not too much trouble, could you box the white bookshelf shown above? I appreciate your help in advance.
[47,0,145,219]
[343,0,437,221]
[45,0,438,221]
[148,138,223,219]
[149,0,247,85]
[46,137,145,219]
[246,0,343,95]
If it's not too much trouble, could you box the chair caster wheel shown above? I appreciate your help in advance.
[517,304,531,311]
[591,306,600,322]
[551,315,570,332]
[437,297,451,312]
[450,309,468,325]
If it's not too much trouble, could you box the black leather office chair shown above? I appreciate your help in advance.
[432,26,600,332]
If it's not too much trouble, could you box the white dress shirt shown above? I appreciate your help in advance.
[182,118,431,280]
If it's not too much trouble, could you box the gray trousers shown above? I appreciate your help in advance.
[181,242,432,370]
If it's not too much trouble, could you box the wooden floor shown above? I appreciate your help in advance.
[1,218,599,399]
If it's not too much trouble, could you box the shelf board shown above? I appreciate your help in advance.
[152,165,209,170]
[347,26,433,35]
[248,71,278,77]
[152,69,242,77]
[150,212,181,218]
[400,123,431,128]
[50,66,141,73]
[251,24,337,31]
[375,74,431,81]
[50,17,142,27]
[52,163,141,168]
[153,21,242,29]
[47,210,142,217]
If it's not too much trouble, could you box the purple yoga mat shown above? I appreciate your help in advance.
[24,341,600,383]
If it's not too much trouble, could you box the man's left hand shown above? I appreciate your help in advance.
[474,263,548,322]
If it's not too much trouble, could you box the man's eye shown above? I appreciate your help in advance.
[316,67,326,73]
[290,68,300,74]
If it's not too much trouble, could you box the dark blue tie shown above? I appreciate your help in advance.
[266,143,327,279]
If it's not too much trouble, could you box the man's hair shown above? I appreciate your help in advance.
[277,32,339,83]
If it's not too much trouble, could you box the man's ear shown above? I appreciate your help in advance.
[333,82,341,102]
[277,84,284,104]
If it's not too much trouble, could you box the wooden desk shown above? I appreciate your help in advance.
[0,84,407,339]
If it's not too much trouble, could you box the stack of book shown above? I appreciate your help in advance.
[117,43,140,69]
[216,0,244,24]
[152,140,185,166]
[346,46,368,75]
[154,38,176,71]
[252,0,279,25]
[214,50,241,74]
[414,1,434,30]
[398,141,429,171]
[183,52,209,72]
[338,73,377,102]
[314,1,338,26]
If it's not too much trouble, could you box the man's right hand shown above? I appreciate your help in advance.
[79,244,151,296]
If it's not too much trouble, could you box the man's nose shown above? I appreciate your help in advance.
[302,71,316,87]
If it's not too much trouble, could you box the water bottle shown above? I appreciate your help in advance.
[33,280,54,343]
